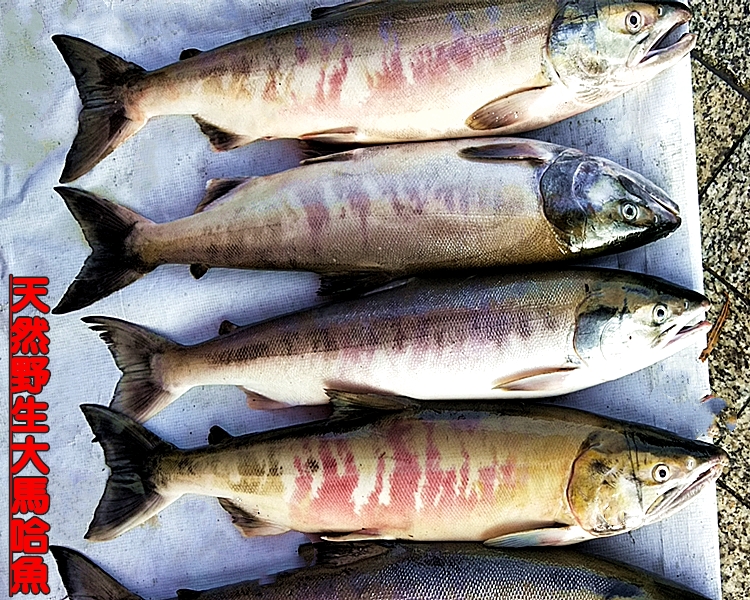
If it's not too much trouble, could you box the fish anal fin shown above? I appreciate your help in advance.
[179,48,203,60]
[218,498,290,537]
[299,126,358,144]
[190,264,210,279]
[467,86,555,131]
[240,387,293,410]
[193,116,253,151]
[484,525,591,547]
[208,425,235,445]
[493,366,580,392]
[326,389,418,417]
[459,140,555,163]
[195,178,249,214]
[320,530,393,542]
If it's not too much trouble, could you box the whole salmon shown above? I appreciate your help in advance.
[50,542,713,599]
[80,397,727,544]
[52,0,695,181]
[84,268,709,422]
[53,138,680,314]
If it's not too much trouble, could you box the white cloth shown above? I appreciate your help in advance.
[0,1,720,598]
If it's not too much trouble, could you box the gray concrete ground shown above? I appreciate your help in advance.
[691,0,750,596]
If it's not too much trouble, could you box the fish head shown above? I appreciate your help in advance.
[567,427,728,536]
[548,0,695,104]
[541,149,681,255]
[573,271,710,372]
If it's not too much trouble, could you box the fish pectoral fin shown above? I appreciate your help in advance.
[493,366,580,392]
[207,425,235,445]
[190,264,210,279]
[318,271,402,298]
[299,127,359,144]
[467,86,555,131]
[218,498,290,537]
[300,147,365,166]
[458,140,556,164]
[195,178,249,213]
[179,48,203,60]
[193,116,254,151]
[320,529,393,542]
[484,525,591,547]
[241,387,294,410]
[298,541,390,567]
[326,389,419,417]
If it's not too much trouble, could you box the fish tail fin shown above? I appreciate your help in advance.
[52,34,148,182]
[50,546,143,600]
[53,187,155,315]
[81,404,179,541]
[82,316,182,423]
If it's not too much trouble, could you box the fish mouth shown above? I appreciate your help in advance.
[662,319,712,349]
[627,6,695,70]
[646,459,726,520]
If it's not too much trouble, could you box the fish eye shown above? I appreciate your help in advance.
[653,463,671,482]
[626,10,643,33]
[653,303,669,324]
[620,201,638,221]
[657,5,664,16]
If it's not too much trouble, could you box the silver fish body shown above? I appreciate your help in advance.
[50,543,713,600]
[52,0,695,181]
[80,398,727,545]
[84,268,709,422]
[53,138,680,314]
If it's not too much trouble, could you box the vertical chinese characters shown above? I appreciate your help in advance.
[9,277,51,596]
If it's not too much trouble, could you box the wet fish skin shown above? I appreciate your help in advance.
[80,398,727,545]
[50,542,713,600]
[52,0,695,181]
[83,268,709,423]
[52,138,681,314]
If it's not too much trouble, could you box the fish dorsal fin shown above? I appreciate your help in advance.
[219,320,240,335]
[208,425,234,445]
[317,271,401,298]
[466,86,556,131]
[195,178,249,214]
[326,389,419,418]
[300,542,391,567]
[193,116,254,151]
[218,498,290,537]
[459,140,555,164]
[176,590,203,600]
[190,264,210,279]
[300,147,363,166]
[311,0,384,20]
[179,48,203,60]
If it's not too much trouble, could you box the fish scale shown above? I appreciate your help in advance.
[80,400,727,545]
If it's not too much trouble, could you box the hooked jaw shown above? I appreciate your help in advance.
[657,295,711,352]
[626,4,695,74]
[645,447,728,521]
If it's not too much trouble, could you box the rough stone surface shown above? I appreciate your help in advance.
[691,59,750,191]
[692,0,750,95]
[717,485,750,600]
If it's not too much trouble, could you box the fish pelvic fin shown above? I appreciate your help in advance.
[80,404,179,541]
[484,525,591,547]
[82,316,182,423]
[50,546,143,600]
[52,35,147,182]
[53,187,155,314]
